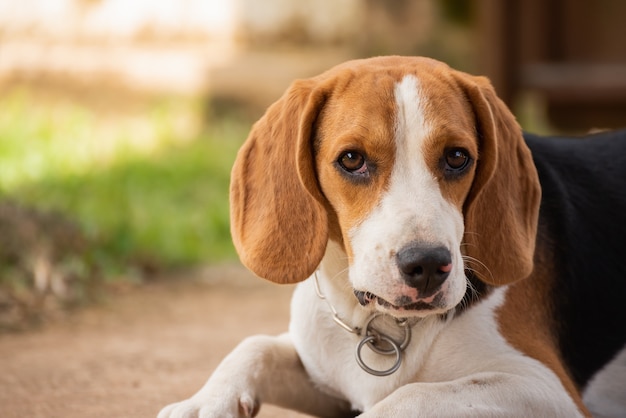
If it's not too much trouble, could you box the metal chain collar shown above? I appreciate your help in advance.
[313,272,412,376]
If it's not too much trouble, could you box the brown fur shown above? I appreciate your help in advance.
[229,79,329,284]
[313,72,398,260]
[455,74,541,286]
[230,57,541,290]
[497,240,591,416]
[226,56,590,416]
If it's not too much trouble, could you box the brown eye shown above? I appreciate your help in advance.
[445,148,470,171]
[338,151,367,174]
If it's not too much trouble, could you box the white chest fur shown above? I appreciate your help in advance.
[289,276,448,411]
[288,266,578,413]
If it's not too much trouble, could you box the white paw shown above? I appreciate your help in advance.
[158,391,259,418]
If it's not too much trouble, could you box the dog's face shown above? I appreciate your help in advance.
[314,74,478,316]
[230,57,541,319]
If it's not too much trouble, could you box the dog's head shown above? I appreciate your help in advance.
[230,56,540,318]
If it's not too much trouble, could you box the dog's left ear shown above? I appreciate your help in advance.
[456,73,541,286]
[229,79,330,284]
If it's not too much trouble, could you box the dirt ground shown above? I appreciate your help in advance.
[0,46,357,418]
[0,264,315,418]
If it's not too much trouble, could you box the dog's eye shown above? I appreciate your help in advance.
[338,151,368,175]
[445,148,471,172]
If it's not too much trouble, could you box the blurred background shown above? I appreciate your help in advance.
[1,0,625,329]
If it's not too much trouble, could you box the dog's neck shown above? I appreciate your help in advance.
[312,241,454,377]
[316,241,421,344]
[316,241,370,326]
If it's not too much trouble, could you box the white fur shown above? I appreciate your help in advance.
[583,344,626,417]
[350,75,466,315]
[290,244,581,416]
[158,75,585,418]
[159,243,582,417]
[289,241,451,411]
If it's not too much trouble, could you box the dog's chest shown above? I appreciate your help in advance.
[288,280,448,411]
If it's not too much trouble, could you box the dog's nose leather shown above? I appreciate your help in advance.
[396,244,452,295]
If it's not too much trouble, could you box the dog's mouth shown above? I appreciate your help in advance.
[353,290,437,312]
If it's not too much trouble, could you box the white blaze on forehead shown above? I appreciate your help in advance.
[395,75,429,150]
[393,75,438,199]
[376,74,451,240]
[348,74,465,302]
[390,75,463,239]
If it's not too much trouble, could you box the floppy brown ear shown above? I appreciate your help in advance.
[458,74,541,286]
[229,79,329,284]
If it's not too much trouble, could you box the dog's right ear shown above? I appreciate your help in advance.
[230,79,329,284]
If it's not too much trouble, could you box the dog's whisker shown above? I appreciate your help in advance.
[326,266,355,294]
[462,231,481,238]
[330,266,350,281]
[462,255,494,283]
[463,270,481,304]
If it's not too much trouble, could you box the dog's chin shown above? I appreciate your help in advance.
[353,290,453,318]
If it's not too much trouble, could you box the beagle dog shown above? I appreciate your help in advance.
[159,56,626,417]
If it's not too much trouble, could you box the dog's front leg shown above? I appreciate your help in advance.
[360,371,584,418]
[158,333,351,418]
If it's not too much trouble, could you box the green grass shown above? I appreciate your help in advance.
[0,88,249,277]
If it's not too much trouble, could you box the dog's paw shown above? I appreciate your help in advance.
[157,391,259,418]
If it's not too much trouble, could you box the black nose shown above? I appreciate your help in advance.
[396,244,452,295]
